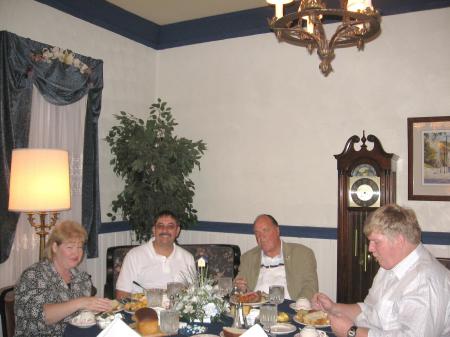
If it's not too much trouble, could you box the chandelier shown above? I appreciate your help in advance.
[266,0,381,76]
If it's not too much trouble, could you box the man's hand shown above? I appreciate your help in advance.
[311,292,335,313]
[233,276,248,292]
[329,313,354,337]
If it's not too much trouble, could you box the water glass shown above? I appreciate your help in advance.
[259,303,277,331]
[160,309,179,335]
[269,285,285,305]
[145,288,163,307]
[218,277,233,297]
[167,282,184,298]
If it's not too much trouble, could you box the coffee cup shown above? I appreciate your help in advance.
[299,325,319,337]
[296,297,312,310]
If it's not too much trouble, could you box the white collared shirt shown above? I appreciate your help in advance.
[355,244,450,337]
[116,238,195,293]
[254,244,291,299]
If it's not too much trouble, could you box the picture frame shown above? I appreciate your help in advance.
[408,116,450,201]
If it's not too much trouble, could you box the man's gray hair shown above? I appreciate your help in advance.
[364,204,421,244]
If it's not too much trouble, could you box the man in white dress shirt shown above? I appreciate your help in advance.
[312,204,450,337]
[115,210,195,299]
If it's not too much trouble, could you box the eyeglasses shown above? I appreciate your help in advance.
[155,223,178,230]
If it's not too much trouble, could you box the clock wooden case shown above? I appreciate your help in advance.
[334,132,397,303]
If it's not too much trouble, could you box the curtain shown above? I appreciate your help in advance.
[0,91,87,284]
[0,30,103,262]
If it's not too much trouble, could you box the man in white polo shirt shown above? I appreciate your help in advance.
[235,214,318,300]
[115,210,195,299]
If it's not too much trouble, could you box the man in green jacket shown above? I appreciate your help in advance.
[235,214,318,300]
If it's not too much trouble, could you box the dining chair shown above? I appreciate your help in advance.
[0,286,15,337]
[103,243,241,299]
[437,257,450,271]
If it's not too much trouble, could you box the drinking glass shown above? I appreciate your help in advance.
[160,309,180,334]
[218,277,233,297]
[269,285,285,305]
[259,303,277,331]
[145,288,163,307]
[166,282,184,308]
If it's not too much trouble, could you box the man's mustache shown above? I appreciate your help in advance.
[158,233,171,237]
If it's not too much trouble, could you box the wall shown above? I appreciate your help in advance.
[0,0,155,293]
[155,8,450,297]
[0,0,449,305]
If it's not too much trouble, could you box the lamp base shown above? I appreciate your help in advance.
[27,212,60,260]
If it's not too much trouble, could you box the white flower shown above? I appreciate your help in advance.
[203,303,218,318]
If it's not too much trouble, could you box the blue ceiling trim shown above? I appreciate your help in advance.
[35,0,160,48]
[99,220,450,245]
[35,0,450,50]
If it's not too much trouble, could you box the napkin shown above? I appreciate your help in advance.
[240,324,268,337]
[96,315,140,337]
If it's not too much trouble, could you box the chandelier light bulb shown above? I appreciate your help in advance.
[266,0,294,19]
[347,0,373,12]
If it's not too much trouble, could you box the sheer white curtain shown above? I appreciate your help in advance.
[0,87,86,287]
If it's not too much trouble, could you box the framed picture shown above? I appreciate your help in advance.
[408,116,450,201]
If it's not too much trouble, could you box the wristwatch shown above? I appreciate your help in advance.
[347,326,358,337]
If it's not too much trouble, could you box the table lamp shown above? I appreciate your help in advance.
[8,148,71,260]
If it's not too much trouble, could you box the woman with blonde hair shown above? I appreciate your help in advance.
[14,220,112,337]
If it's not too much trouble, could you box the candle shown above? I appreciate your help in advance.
[198,257,206,268]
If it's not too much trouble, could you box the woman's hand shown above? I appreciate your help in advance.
[79,296,113,313]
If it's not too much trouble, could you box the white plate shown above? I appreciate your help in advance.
[69,317,96,328]
[292,316,330,329]
[294,330,328,337]
[270,323,297,335]
[193,334,219,337]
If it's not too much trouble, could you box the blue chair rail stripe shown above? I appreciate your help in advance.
[99,220,450,245]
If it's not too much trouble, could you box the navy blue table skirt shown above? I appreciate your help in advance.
[63,300,335,337]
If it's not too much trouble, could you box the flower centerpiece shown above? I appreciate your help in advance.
[175,257,228,323]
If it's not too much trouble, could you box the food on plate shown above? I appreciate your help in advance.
[222,327,247,337]
[238,291,262,303]
[295,297,312,310]
[277,311,290,322]
[72,310,95,326]
[125,300,147,312]
[135,307,159,335]
[132,292,146,301]
[110,299,121,311]
[296,310,330,326]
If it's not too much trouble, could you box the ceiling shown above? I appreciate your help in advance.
[37,0,450,50]
[106,0,270,25]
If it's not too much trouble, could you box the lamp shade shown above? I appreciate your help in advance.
[8,149,71,212]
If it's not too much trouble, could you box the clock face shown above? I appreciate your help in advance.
[348,176,380,207]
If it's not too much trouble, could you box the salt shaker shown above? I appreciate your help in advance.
[232,302,246,328]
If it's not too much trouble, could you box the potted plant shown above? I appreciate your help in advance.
[105,98,207,242]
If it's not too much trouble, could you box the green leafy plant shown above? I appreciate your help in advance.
[105,98,207,242]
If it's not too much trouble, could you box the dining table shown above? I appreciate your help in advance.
[64,299,336,337]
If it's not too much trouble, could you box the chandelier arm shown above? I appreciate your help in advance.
[267,3,381,76]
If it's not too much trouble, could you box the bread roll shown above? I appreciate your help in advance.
[303,310,329,325]
[222,327,247,337]
[135,307,159,335]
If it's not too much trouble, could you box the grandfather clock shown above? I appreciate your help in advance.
[334,132,397,303]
